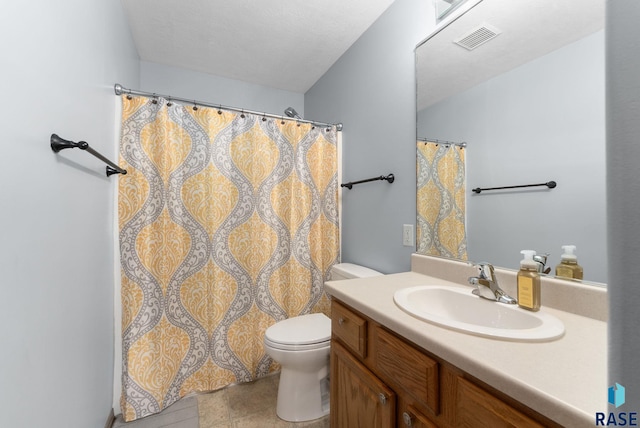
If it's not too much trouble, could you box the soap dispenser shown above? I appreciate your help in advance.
[517,250,541,311]
[555,245,584,280]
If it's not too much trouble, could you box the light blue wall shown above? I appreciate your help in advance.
[607,0,640,411]
[418,31,607,283]
[140,61,305,118]
[0,1,139,427]
[304,0,432,274]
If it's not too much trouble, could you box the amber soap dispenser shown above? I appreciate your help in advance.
[517,250,541,311]
[555,245,584,280]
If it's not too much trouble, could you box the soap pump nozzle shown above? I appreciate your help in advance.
[520,250,538,270]
[560,245,577,261]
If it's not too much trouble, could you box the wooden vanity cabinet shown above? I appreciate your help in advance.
[330,299,561,428]
[397,399,439,428]
[332,300,368,359]
[454,376,545,428]
[331,340,396,427]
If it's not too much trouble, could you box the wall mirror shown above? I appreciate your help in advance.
[416,0,607,284]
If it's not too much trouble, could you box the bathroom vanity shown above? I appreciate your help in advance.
[325,255,607,428]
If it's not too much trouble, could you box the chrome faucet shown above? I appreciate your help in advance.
[533,253,551,274]
[468,262,517,304]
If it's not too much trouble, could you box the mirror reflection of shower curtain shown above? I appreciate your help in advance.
[416,141,467,260]
[117,96,339,422]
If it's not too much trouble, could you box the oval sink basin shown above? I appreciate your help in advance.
[394,285,564,341]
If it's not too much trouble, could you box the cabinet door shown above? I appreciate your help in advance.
[455,377,544,428]
[400,404,438,428]
[374,326,440,414]
[331,340,395,428]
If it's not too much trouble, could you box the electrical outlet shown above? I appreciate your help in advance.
[402,224,414,247]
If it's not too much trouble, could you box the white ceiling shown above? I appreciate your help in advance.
[121,0,394,93]
[417,0,605,111]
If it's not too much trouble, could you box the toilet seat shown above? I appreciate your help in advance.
[264,336,330,351]
[264,313,331,351]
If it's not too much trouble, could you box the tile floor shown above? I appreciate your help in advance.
[197,373,330,428]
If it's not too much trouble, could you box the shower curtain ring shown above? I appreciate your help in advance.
[241,109,245,119]
[192,100,198,111]
[217,105,222,115]
[151,93,158,105]
[262,112,267,122]
[167,97,173,107]
[281,116,285,125]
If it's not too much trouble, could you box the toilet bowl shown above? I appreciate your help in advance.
[263,263,382,422]
[264,313,331,422]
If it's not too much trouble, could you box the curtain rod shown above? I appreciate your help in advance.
[114,84,343,131]
[418,137,467,148]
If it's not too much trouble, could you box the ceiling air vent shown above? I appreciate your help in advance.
[453,23,501,50]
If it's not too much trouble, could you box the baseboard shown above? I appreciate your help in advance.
[104,408,115,428]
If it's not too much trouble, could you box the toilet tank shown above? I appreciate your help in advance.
[330,263,382,280]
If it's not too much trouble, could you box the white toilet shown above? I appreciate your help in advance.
[263,263,382,422]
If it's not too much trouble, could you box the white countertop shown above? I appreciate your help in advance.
[325,271,607,428]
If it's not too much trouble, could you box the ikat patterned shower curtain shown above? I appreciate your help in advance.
[118,96,339,421]
[416,141,467,260]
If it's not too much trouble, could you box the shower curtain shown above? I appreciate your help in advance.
[416,141,467,260]
[118,96,339,421]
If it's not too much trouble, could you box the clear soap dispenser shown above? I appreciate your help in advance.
[517,250,541,311]
[555,245,584,280]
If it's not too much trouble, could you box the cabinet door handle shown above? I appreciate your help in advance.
[338,317,345,326]
[403,411,414,427]
[378,393,387,405]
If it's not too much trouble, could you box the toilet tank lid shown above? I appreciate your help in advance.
[264,313,331,345]
[331,263,382,279]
